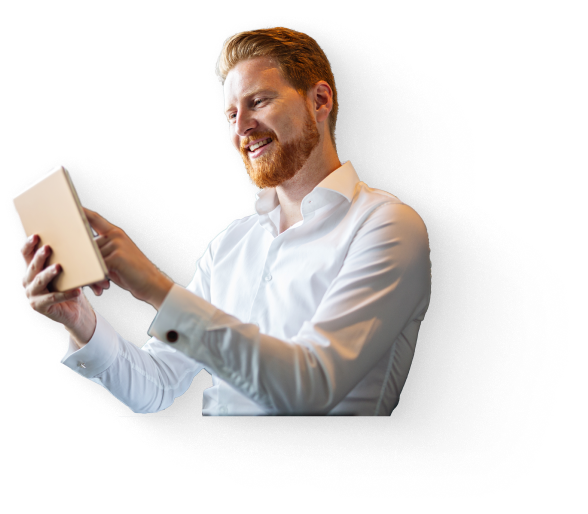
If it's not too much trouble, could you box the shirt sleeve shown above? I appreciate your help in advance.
[61,312,205,413]
[148,202,431,414]
[60,227,223,414]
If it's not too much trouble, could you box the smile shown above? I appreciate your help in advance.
[249,138,272,157]
[248,138,272,152]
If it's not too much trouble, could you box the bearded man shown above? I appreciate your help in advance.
[21,28,431,415]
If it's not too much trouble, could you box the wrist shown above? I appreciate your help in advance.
[149,272,174,310]
[66,304,97,348]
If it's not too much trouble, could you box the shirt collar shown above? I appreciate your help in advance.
[254,161,360,216]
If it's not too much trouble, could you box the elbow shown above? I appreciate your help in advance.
[127,397,175,414]
[268,359,338,415]
[127,398,168,414]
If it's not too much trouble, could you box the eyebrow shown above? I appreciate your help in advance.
[224,88,279,115]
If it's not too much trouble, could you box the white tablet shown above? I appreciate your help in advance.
[14,166,107,292]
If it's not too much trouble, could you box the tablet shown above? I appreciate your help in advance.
[14,166,108,292]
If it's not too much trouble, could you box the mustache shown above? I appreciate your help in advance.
[240,131,278,151]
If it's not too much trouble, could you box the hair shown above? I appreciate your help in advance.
[216,27,338,146]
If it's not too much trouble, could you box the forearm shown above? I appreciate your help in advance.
[146,272,174,311]
[62,312,205,413]
[63,262,171,346]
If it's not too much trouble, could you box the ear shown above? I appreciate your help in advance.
[308,81,333,124]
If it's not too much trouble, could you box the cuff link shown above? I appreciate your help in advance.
[166,330,179,343]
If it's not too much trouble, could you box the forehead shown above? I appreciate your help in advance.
[223,56,293,107]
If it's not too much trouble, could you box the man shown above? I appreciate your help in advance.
[21,28,431,415]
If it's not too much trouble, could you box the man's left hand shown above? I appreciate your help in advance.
[83,208,174,309]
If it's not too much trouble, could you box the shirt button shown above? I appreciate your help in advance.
[265,274,272,281]
[166,330,179,343]
[219,406,228,415]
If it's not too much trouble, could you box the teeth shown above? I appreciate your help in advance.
[249,138,271,151]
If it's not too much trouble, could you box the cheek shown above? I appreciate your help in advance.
[278,106,306,139]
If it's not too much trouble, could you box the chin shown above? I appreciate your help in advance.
[246,160,292,189]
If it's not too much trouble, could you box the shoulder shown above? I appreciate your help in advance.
[346,184,431,277]
[351,182,428,239]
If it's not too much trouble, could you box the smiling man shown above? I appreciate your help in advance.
[21,28,431,415]
[231,59,322,193]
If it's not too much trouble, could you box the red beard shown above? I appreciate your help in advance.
[240,104,320,189]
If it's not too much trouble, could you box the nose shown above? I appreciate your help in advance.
[235,109,257,138]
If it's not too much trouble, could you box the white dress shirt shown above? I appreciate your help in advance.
[62,161,431,415]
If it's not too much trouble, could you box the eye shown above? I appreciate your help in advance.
[226,96,268,123]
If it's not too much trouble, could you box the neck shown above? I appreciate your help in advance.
[276,138,341,234]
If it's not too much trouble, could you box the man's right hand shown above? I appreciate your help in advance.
[21,234,98,347]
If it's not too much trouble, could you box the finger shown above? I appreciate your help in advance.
[23,245,51,287]
[94,234,109,248]
[88,278,110,296]
[95,278,110,290]
[105,269,121,286]
[89,283,101,295]
[21,234,40,267]
[29,263,63,296]
[97,239,118,259]
[31,288,81,314]
[83,208,115,236]
[94,232,117,257]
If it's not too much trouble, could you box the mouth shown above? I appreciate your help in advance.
[247,137,273,158]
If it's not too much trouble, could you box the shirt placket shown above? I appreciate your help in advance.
[248,235,281,330]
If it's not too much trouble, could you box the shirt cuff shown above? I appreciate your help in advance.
[61,312,120,378]
[148,284,217,353]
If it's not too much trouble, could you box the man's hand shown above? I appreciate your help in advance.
[83,208,174,309]
[21,234,97,347]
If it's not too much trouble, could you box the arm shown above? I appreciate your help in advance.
[148,203,431,414]
[60,313,206,413]
[21,215,213,414]
[59,226,219,413]
[58,212,221,413]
